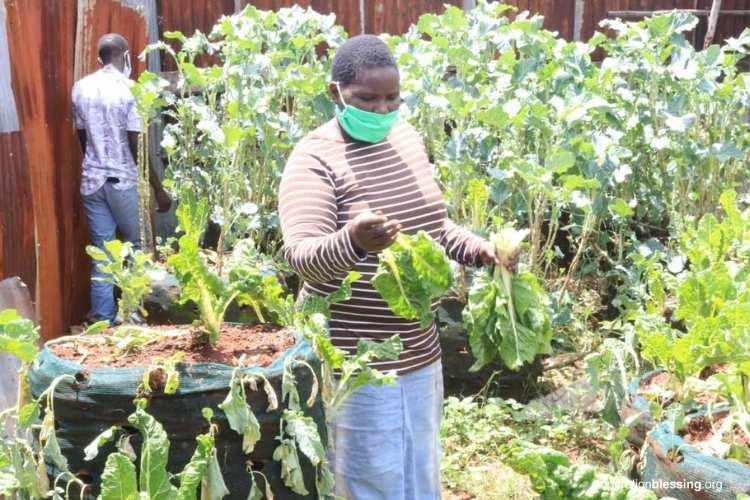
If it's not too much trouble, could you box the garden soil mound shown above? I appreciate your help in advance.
[48,324,294,368]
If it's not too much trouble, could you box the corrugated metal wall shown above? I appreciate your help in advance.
[1,0,748,338]
[3,0,86,340]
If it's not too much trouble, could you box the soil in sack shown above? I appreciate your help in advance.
[30,323,325,499]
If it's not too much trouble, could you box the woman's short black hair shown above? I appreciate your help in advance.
[331,34,397,87]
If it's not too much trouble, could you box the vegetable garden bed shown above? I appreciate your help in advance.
[1,1,750,498]
[30,333,324,498]
[623,371,750,499]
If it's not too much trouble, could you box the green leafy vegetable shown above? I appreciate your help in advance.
[273,439,307,496]
[100,453,138,500]
[218,370,262,454]
[464,229,552,370]
[372,231,453,327]
[86,240,153,323]
[127,406,177,500]
[168,191,238,344]
[0,309,39,363]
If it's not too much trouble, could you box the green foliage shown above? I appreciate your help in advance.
[441,396,654,499]
[94,405,228,500]
[585,330,640,426]
[388,2,750,285]
[273,410,330,497]
[128,406,177,499]
[372,231,453,327]
[506,441,656,500]
[463,265,552,371]
[632,190,750,458]
[328,335,403,412]
[0,374,84,499]
[100,453,138,500]
[87,240,153,323]
[636,191,750,381]
[218,369,262,455]
[142,353,185,396]
[0,309,39,363]
[169,191,238,343]
[226,239,288,324]
[149,5,345,255]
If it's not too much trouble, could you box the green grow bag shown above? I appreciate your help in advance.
[622,371,750,499]
[28,334,326,499]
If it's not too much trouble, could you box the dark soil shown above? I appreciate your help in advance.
[49,323,295,369]
[680,413,749,447]
[682,415,717,444]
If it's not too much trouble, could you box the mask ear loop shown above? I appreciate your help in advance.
[332,81,348,109]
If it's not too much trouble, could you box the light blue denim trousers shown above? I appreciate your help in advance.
[81,183,141,322]
[331,359,444,500]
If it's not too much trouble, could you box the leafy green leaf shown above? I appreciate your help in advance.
[100,453,138,500]
[0,309,39,362]
[545,149,575,173]
[84,426,120,461]
[218,370,261,454]
[464,267,551,371]
[128,407,177,500]
[17,400,40,428]
[281,411,326,467]
[272,440,308,496]
[372,231,453,327]
[201,444,229,500]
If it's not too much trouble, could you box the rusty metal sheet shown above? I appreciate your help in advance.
[158,0,235,37]
[75,0,157,81]
[365,0,463,34]
[501,0,576,39]
[158,0,235,70]
[6,0,87,339]
[0,2,18,132]
[0,132,36,296]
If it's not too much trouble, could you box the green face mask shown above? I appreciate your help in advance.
[334,82,400,143]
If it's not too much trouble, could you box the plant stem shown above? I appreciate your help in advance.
[498,264,521,367]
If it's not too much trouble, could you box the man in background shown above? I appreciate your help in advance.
[72,33,171,324]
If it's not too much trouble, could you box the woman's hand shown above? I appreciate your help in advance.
[478,240,520,273]
[349,211,402,252]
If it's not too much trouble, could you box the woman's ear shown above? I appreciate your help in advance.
[329,81,341,105]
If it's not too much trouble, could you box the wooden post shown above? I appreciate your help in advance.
[704,0,722,48]
[573,0,585,41]
[359,0,365,34]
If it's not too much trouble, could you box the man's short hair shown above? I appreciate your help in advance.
[98,33,129,63]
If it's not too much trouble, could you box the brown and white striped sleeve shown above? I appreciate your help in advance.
[279,148,367,284]
[439,218,486,267]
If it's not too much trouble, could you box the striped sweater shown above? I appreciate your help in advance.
[279,118,485,374]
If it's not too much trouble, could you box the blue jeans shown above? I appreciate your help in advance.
[81,183,140,322]
[331,360,444,500]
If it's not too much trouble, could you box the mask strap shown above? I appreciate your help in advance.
[333,81,348,109]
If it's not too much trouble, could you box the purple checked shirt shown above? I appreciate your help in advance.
[72,65,141,196]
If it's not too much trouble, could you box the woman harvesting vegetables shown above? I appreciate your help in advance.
[279,35,517,499]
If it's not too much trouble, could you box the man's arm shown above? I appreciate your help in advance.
[127,130,172,213]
